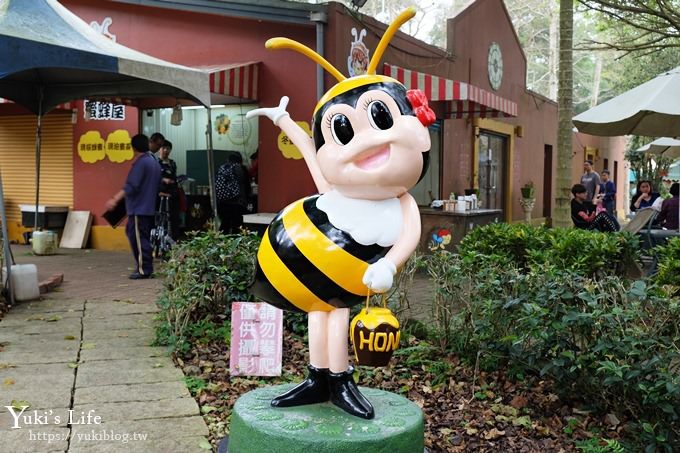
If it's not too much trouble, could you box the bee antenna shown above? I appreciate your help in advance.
[367,7,416,75]
[266,38,346,82]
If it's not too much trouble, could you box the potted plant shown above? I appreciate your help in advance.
[521,181,535,199]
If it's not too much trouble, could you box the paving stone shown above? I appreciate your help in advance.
[79,346,167,362]
[0,362,76,379]
[0,332,82,347]
[68,434,209,453]
[76,335,154,349]
[74,381,190,405]
[0,317,81,335]
[0,425,69,452]
[82,328,154,342]
[0,387,72,414]
[84,302,158,317]
[75,358,182,388]
[0,310,83,325]
[0,363,75,393]
[0,348,77,365]
[71,398,200,423]
[83,314,155,331]
[8,298,85,313]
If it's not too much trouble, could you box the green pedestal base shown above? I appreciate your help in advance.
[228,384,424,453]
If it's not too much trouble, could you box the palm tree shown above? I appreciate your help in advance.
[554,0,574,228]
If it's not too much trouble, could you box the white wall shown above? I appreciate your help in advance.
[142,104,259,175]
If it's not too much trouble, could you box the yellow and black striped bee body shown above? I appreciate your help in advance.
[252,195,390,313]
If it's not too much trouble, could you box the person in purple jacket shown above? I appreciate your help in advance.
[658,183,679,231]
[106,134,161,279]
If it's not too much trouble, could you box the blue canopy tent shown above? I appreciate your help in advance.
[0,0,214,232]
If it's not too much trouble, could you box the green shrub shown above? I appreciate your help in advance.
[654,237,680,288]
[428,255,679,449]
[459,222,547,270]
[459,223,640,277]
[155,230,259,351]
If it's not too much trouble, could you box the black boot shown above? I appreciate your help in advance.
[271,365,330,407]
[328,367,375,419]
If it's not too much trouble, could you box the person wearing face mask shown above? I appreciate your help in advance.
[630,180,660,212]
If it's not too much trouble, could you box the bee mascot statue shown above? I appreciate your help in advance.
[246,8,435,420]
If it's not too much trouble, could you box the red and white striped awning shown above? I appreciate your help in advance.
[383,63,517,119]
[203,62,259,103]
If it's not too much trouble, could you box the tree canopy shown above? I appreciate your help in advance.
[577,0,680,56]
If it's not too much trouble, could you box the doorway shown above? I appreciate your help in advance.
[410,120,442,205]
[478,131,507,215]
[543,145,553,218]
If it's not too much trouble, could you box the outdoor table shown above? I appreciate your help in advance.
[642,228,680,248]
[243,212,276,236]
[419,207,502,253]
[18,205,68,229]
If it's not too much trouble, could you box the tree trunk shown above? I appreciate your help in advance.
[590,57,602,107]
[548,10,559,100]
[554,0,574,228]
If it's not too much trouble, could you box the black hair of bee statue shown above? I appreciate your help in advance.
[246,7,435,420]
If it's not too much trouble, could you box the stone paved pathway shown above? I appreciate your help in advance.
[0,246,209,452]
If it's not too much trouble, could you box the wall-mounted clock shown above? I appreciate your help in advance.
[487,42,503,91]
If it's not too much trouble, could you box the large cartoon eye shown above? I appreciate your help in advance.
[331,114,354,145]
[368,100,394,130]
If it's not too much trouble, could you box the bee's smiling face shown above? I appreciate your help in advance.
[316,88,430,200]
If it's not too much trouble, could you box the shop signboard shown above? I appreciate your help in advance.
[85,100,125,120]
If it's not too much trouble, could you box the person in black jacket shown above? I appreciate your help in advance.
[571,184,619,232]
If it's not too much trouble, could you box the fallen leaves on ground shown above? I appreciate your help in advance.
[172,326,623,452]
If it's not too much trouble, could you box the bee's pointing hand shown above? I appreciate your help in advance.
[246,96,290,126]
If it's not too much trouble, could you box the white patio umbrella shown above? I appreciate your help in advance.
[573,66,680,137]
[636,137,680,159]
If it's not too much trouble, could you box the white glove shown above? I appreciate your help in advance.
[362,258,397,293]
[245,96,290,126]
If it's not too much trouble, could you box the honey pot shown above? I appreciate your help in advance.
[350,306,400,367]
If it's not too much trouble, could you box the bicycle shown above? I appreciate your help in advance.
[151,195,175,259]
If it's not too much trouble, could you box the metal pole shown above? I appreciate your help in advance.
[205,107,218,230]
[34,87,44,232]
[0,170,14,305]
[311,12,328,101]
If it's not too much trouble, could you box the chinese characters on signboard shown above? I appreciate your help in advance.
[77,129,132,163]
[84,100,125,120]
[230,302,283,377]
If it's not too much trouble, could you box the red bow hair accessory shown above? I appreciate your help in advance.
[406,89,436,127]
